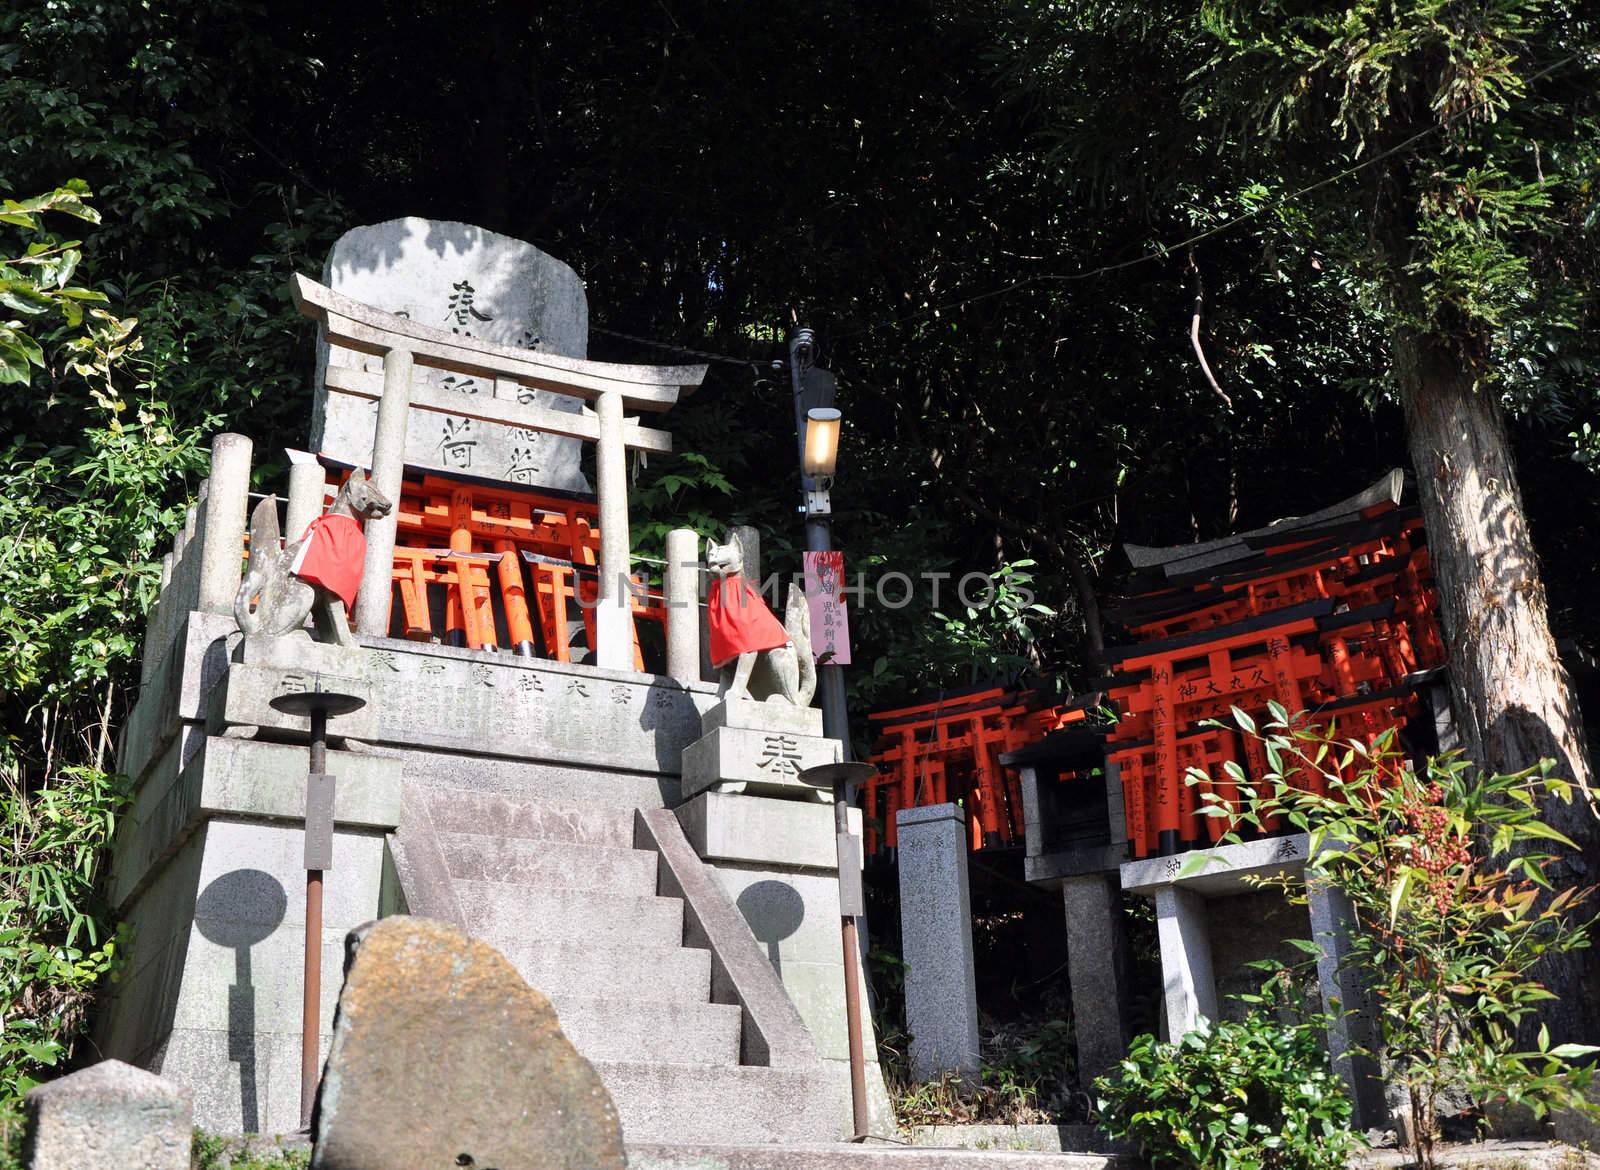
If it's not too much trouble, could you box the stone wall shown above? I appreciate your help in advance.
[102,613,717,1134]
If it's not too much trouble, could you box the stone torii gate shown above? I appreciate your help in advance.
[291,273,706,669]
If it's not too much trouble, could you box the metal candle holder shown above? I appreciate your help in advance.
[269,681,367,1134]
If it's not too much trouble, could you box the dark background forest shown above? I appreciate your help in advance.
[2,0,1598,1112]
[6,0,1598,718]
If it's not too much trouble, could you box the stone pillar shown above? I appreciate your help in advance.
[1061,874,1132,1084]
[896,804,980,1082]
[665,528,701,684]
[1309,880,1387,1129]
[593,390,632,670]
[353,347,413,637]
[197,433,252,614]
[23,1060,192,1170]
[1154,885,1217,1037]
[285,457,328,541]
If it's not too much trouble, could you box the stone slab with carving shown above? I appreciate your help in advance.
[311,217,591,491]
[310,916,625,1170]
[681,724,841,802]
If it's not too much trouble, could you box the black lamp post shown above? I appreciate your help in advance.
[788,329,850,748]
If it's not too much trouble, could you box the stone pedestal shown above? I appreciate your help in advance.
[676,790,895,1137]
[1309,880,1387,1129]
[1154,885,1217,1037]
[895,804,980,1083]
[680,699,840,802]
[97,732,402,1136]
[1123,835,1387,1128]
[1060,873,1132,1084]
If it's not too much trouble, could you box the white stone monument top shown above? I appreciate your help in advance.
[311,217,595,491]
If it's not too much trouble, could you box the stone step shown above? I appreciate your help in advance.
[457,882,685,951]
[499,939,712,1005]
[550,995,741,1066]
[626,1146,1128,1170]
[593,1061,838,1146]
[422,785,637,848]
[439,832,659,892]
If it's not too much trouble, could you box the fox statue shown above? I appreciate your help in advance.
[705,530,816,708]
[233,468,393,647]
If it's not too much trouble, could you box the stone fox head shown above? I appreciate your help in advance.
[705,533,747,579]
[340,467,394,522]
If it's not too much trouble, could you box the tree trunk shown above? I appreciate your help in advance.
[1395,324,1599,1039]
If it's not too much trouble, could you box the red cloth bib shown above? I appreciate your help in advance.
[707,575,790,668]
[290,513,366,613]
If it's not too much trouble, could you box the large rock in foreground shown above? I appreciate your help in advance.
[311,916,625,1170]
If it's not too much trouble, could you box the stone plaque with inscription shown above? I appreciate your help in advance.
[311,217,591,491]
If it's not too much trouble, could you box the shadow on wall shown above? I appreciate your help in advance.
[737,880,806,976]
[194,869,288,1134]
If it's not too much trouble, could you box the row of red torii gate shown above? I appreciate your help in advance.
[860,470,1446,861]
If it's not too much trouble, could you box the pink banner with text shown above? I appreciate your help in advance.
[803,550,852,666]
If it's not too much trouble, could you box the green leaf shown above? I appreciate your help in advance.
[1388,869,1412,926]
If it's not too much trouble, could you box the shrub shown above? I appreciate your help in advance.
[1194,708,1600,1169]
[1095,1013,1359,1170]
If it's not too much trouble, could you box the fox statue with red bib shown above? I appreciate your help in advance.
[233,468,393,646]
[705,530,816,708]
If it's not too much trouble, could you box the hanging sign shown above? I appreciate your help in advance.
[803,550,852,666]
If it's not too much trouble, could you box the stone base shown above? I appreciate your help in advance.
[701,698,825,739]
[677,792,861,872]
[235,632,370,678]
[206,661,376,741]
[98,735,402,1135]
[681,724,840,802]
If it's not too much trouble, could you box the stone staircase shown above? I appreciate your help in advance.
[416,784,836,1145]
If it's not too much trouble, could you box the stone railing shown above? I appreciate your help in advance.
[136,442,711,683]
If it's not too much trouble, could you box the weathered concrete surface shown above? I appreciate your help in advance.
[1121,833,1307,897]
[97,732,399,1136]
[23,1060,191,1170]
[679,791,862,872]
[672,795,896,1137]
[109,735,402,911]
[1360,1140,1600,1170]
[636,807,820,1071]
[1307,880,1387,1131]
[702,697,826,738]
[1155,884,1217,1037]
[896,805,980,1083]
[216,638,714,776]
[311,917,625,1170]
[312,217,591,491]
